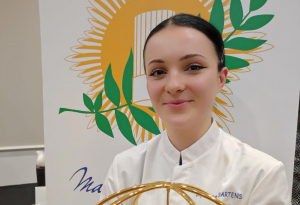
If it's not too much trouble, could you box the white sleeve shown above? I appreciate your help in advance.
[248,162,291,205]
[99,155,119,202]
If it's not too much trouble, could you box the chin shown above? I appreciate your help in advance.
[164,115,194,130]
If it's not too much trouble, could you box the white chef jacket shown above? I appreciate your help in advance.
[100,120,291,204]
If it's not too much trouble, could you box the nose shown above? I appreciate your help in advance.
[164,71,185,94]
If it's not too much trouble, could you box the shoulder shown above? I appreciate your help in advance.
[100,135,163,201]
[218,129,290,202]
[219,129,283,170]
[114,134,163,167]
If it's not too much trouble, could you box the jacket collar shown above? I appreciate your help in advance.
[161,119,221,166]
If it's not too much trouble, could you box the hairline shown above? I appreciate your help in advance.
[143,23,223,74]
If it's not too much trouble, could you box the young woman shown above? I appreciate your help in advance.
[100,13,290,205]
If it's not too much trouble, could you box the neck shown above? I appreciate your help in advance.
[166,116,212,152]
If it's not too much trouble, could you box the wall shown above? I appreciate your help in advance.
[0,0,44,186]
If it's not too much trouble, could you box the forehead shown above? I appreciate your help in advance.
[144,26,217,63]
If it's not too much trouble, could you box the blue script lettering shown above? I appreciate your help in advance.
[69,167,103,193]
[217,191,242,200]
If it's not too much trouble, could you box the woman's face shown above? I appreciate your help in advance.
[144,26,228,129]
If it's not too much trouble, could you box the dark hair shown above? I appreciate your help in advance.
[143,13,225,71]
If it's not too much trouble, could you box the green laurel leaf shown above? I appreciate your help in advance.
[95,112,114,138]
[197,13,201,18]
[148,107,156,113]
[250,0,268,12]
[94,91,103,112]
[226,79,231,84]
[209,0,224,34]
[83,93,94,112]
[225,37,267,50]
[122,49,134,104]
[104,64,120,106]
[240,15,274,31]
[225,55,250,70]
[230,0,243,29]
[129,105,160,135]
[115,110,137,145]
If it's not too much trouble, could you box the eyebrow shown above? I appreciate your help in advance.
[180,53,206,61]
[147,59,164,66]
[147,53,206,66]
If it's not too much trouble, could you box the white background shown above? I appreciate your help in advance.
[0,0,43,188]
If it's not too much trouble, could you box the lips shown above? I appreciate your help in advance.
[164,99,193,109]
[165,99,192,104]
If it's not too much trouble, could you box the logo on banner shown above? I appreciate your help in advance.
[60,0,274,145]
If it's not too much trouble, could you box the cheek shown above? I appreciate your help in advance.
[190,74,219,100]
[147,80,161,105]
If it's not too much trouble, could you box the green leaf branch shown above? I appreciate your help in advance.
[59,103,128,115]
[224,0,273,43]
[206,0,274,84]
[59,49,160,145]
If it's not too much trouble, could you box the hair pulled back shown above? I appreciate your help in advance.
[143,13,225,71]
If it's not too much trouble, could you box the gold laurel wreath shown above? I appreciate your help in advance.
[97,181,226,205]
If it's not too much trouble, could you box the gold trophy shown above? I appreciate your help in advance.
[97,181,226,205]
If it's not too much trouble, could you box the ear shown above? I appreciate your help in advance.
[218,67,228,92]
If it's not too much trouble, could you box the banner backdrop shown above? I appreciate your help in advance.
[39,0,300,204]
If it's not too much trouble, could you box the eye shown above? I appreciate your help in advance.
[149,69,166,76]
[187,64,206,71]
